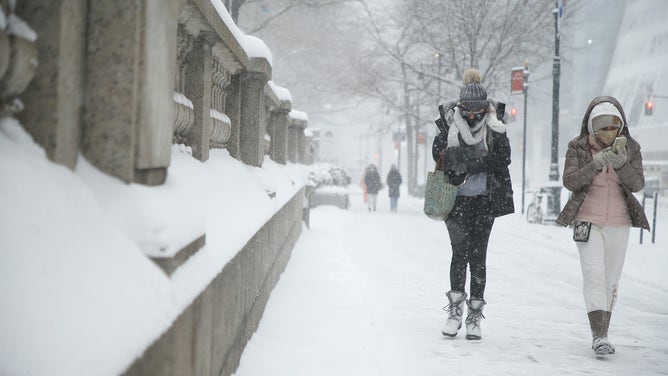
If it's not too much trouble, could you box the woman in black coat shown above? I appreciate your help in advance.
[432,69,514,341]
[386,165,402,212]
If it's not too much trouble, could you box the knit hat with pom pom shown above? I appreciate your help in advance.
[459,68,488,112]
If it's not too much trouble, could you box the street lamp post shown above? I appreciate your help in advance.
[546,1,562,221]
[426,53,443,184]
[522,62,529,214]
[435,53,442,104]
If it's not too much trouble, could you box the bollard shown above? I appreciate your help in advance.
[640,194,646,244]
[652,192,658,244]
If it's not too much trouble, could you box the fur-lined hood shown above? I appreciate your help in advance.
[579,96,630,137]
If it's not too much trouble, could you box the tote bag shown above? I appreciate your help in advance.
[423,154,460,221]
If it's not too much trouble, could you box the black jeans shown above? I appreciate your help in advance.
[445,195,495,300]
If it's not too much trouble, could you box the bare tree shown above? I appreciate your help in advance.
[237,0,368,117]
[234,0,358,32]
[347,0,429,194]
[346,0,554,193]
[411,0,554,96]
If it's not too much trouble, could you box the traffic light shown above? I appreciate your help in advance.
[510,107,518,122]
[645,100,654,115]
[416,132,426,144]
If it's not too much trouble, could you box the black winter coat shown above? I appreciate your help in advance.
[364,170,382,194]
[386,169,402,197]
[431,104,515,218]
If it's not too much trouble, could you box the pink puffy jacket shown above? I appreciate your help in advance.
[574,136,631,226]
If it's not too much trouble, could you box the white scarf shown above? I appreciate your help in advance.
[447,106,507,150]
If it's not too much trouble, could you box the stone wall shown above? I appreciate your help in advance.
[123,190,304,376]
[9,0,311,181]
[2,1,312,374]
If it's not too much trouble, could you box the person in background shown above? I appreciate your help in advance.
[556,96,649,356]
[360,167,368,204]
[364,164,382,212]
[386,165,402,212]
[432,68,514,340]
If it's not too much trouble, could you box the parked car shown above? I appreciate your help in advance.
[306,163,351,209]
[526,191,548,224]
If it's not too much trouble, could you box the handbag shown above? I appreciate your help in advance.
[573,221,592,242]
[423,153,462,221]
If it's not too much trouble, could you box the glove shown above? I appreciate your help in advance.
[593,150,613,171]
[609,144,628,169]
[445,147,473,163]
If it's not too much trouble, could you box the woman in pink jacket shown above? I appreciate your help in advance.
[557,96,649,356]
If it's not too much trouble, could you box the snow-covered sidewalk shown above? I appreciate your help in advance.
[234,189,668,376]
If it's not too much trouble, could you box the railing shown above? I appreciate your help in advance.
[640,190,663,244]
[3,1,315,375]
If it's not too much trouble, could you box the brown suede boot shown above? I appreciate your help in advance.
[603,311,616,353]
[588,310,613,355]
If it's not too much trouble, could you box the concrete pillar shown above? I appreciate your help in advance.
[297,125,307,163]
[184,36,213,162]
[268,110,290,164]
[82,0,177,185]
[16,0,85,170]
[287,114,307,164]
[225,75,241,159]
[287,118,299,164]
[303,133,314,164]
[238,58,271,167]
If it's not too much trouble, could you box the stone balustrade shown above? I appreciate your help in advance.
[3,1,313,375]
[289,110,309,164]
[173,92,195,144]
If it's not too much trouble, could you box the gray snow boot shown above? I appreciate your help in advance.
[465,298,486,340]
[442,291,467,337]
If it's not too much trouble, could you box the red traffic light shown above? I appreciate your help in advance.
[645,100,654,115]
[416,132,426,144]
[510,107,518,122]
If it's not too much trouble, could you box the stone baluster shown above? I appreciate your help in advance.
[173,92,194,144]
[209,54,232,149]
[224,75,241,159]
[209,109,231,148]
[173,25,195,145]
[183,34,215,162]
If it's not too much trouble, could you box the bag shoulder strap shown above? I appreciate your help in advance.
[435,152,446,172]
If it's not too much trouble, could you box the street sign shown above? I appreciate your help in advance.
[511,67,524,94]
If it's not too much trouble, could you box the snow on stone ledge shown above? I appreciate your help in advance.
[76,153,206,259]
[290,109,309,121]
[0,117,175,376]
[209,0,273,65]
[173,92,194,109]
[7,14,37,41]
[210,108,231,125]
[268,81,293,103]
[0,116,306,375]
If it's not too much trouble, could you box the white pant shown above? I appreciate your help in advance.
[576,225,630,312]
[367,193,378,210]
